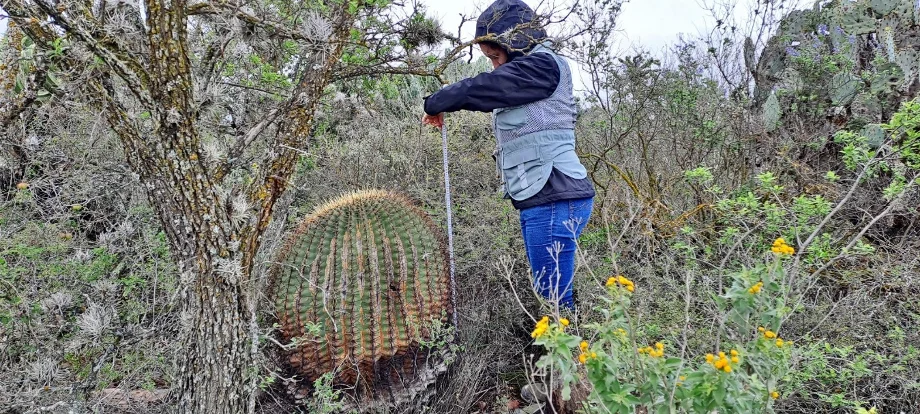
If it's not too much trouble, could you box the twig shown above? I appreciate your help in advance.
[500,256,536,324]
[782,176,917,329]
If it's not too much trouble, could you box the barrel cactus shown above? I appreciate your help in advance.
[267,189,454,406]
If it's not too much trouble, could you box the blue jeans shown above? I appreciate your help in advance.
[519,197,594,309]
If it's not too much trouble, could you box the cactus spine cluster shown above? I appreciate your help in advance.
[268,189,452,403]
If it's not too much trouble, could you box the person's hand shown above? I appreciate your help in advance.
[422,113,444,128]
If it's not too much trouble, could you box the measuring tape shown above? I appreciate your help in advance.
[440,121,458,330]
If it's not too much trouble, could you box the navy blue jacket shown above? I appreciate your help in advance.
[423,0,595,209]
[423,53,560,115]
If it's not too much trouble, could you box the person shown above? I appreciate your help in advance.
[422,0,595,310]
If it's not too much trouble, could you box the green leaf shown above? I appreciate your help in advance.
[713,383,727,404]
[664,357,683,369]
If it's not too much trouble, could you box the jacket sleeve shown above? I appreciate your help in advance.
[423,53,560,115]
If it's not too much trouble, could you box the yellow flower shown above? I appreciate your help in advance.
[731,356,740,363]
[771,391,779,399]
[730,349,739,356]
[771,237,796,256]
[679,376,686,381]
[714,359,727,369]
[764,330,777,339]
[560,318,570,327]
[758,326,766,332]
[775,339,784,348]
[531,316,551,338]
[718,351,726,359]
[590,352,597,359]
[723,365,732,373]
[530,326,546,338]
[705,353,715,363]
[639,343,664,358]
[580,341,589,352]
[578,353,587,364]
[607,275,635,292]
[748,281,763,294]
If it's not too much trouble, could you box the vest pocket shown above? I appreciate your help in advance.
[500,146,544,197]
[495,106,528,130]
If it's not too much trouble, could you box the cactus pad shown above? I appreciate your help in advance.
[894,50,920,89]
[870,63,904,94]
[862,124,887,149]
[831,72,863,106]
[764,91,782,132]
[835,4,877,35]
[870,0,899,15]
[268,190,453,404]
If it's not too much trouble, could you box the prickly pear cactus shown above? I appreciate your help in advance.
[870,63,904,94]
[744,37,756,74]
[752,0,920,132]
[831,72,863,106]
[852,93,884,123]
[268,190,453,406]
[862,123,887,149]
[870,0,899,15]
[834,3,877,35]
[764,91,782,132]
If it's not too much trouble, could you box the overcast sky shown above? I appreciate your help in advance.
[422,0,719,55]
[420,0,730,89]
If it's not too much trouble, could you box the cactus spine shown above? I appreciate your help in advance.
[268,190,452,403]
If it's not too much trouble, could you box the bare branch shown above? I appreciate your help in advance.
[186,1,330,44]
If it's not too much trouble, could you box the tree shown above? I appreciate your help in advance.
[0,0,457,411]
[0,0,603,410]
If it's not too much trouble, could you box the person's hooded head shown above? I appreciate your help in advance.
[475,0,548,66]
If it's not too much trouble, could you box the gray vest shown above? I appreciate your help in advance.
[493,43,586,201]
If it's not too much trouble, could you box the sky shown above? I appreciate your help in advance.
[419,0,719,89]
[421,0,715,56]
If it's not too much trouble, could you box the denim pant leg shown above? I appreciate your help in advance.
[519,197,594,308]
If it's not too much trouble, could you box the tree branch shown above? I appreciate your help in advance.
[0,58,49,127]
[239,2,359,272]
[186,1,329,43]
[5,0,155,108]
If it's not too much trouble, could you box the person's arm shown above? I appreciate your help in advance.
[423,53,560,115]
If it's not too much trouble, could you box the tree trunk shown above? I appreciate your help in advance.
[176,259,253,413]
